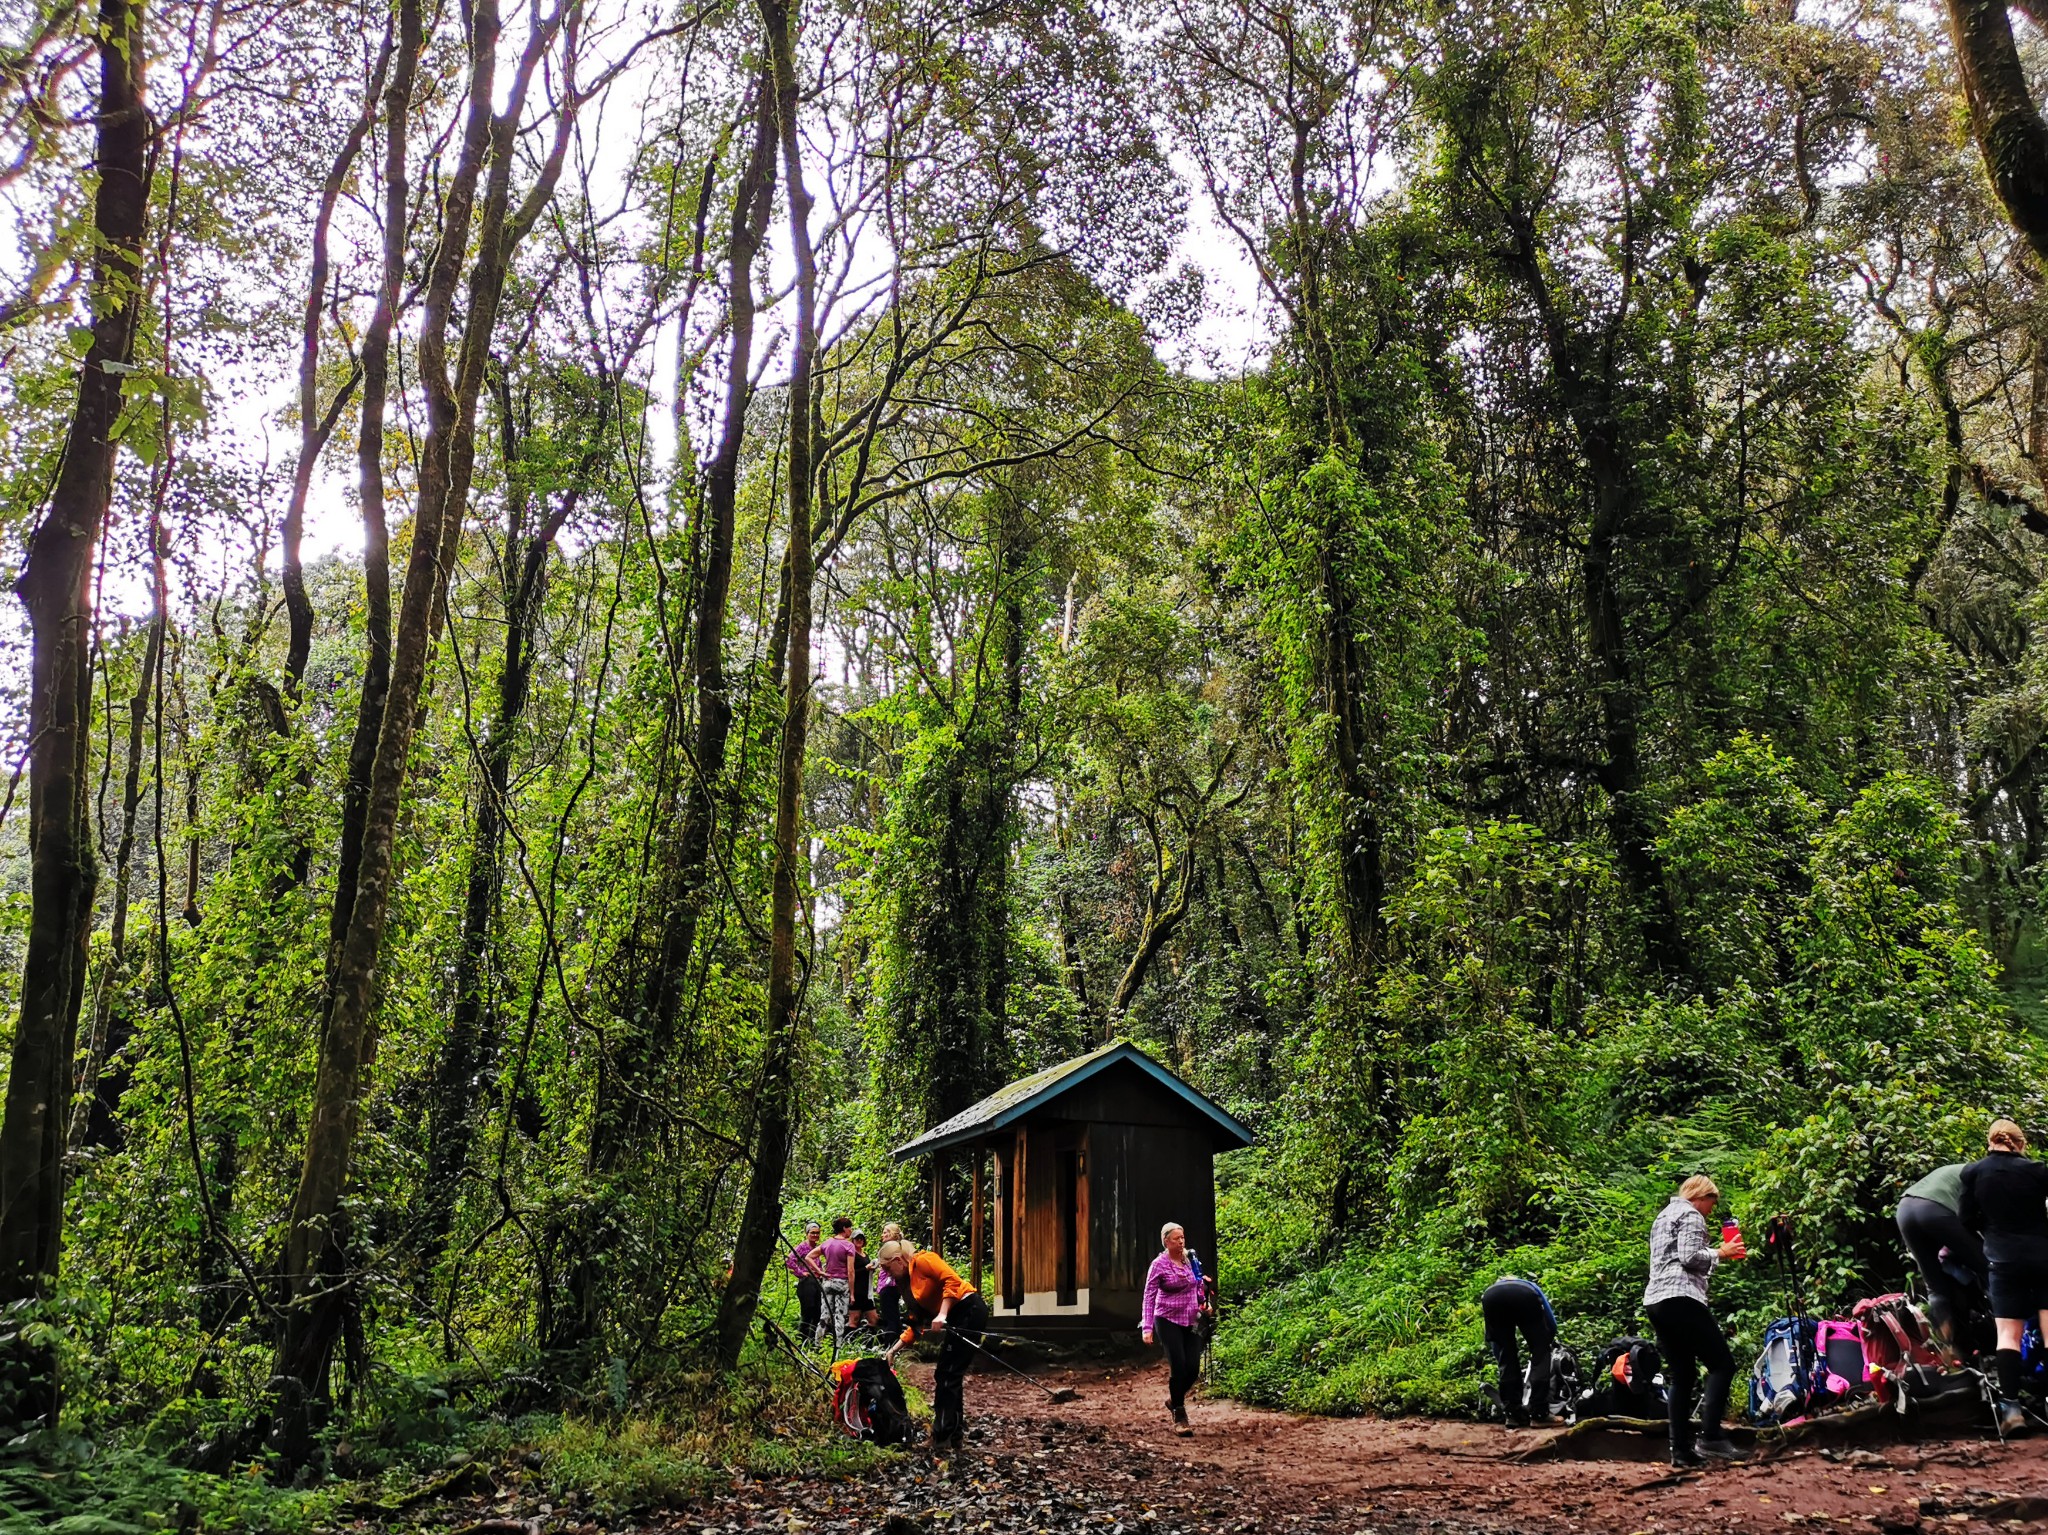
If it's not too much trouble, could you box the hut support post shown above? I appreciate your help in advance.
[970,1147,985,1291]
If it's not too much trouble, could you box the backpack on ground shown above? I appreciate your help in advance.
[1814,1317,1870,1407]
[1541,1345,1581,1418]
[1853,1294,1943,1405]
[1750,1316,1818,1424]
[1580,1336,1665,1418]
[831,1356,914,1445]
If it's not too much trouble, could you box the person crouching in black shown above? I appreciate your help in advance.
[1897,1160,1987,1354]
[1959,1119,2048,1434]
[1481,1274,1559,1428]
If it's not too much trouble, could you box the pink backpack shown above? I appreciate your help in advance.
[1810,1318,1868,1404]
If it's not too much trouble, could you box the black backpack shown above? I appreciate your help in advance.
[849,1355,914,1446]
[1581,1335,1667,1418]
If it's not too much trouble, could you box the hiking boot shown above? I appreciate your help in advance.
[1698,1436,1749,1461]
[1996,1399,2029,1436]
[1503,1411,1530,1429]
[1171,1406,1192,1437]
[1669,1443,1707,1469]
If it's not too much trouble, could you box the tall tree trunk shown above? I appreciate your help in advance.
[273,0,581,1449]
[715,0,816,1371]
[592,70,778,1167]
[327,0,421,981]
[66,524,165,1154]
[282,35,390,702]
[1501,215,1683,972]
[0,0,148,1431]
[1946,0,2048,263]
[421,386,577,1284]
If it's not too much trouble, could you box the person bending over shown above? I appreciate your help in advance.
[1897,1160,1987,1353]
[1644,1174,1748,1468]
[1959,1119,2048,1435]
[1481,1273,1558,1428]
[1141,1221,1211,1435]
[880,1239,987,1451]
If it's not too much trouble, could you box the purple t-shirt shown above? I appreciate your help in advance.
[784,1240,819,1277]
[821,1236,856,1282]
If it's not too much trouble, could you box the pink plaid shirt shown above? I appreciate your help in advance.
[1141,1252,1204,1332]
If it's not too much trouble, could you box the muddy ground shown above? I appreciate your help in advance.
[385,1356,2048,1535]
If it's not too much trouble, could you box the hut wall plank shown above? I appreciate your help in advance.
[1049,1061,1225,1133]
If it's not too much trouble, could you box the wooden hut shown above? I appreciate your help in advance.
[891,1040,1253,1333]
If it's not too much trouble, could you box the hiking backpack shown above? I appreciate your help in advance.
[1541,1345,1581,1418]
[1749,1316,1817,1424]
[1852,1294,1943,1406]
[1813,1318,1870,1407]
[1581,1336,1665,1418]
[831,1356,914,1445]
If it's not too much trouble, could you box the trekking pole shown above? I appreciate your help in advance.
[1766,1217,1815,1395]
[952,1330,1081,1403]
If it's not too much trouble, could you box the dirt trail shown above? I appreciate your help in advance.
[363,1355,2048,1533]
[749,1354,2048,1535]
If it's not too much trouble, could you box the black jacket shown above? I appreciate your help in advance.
[1958,1151,2048,1243]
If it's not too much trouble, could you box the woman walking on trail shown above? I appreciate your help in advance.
[1480,1273,1558,1429]
[1644,1174,1748,1469]
[1959,1120,2048,1434]
[786,1222,826,1345]
[1141,1221,1210,1436]
[819,1217,856,1348]
[881,1239,988,1451]
[1898,1160,1987,1352]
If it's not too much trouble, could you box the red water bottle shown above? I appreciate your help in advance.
[1722,1216,1745,1258]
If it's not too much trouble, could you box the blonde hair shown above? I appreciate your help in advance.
[1678,1175,1720,1203]
[1990,1119,2029,1153]
[1160,1221,1184,1246]
[877,1239,914,1264]
[880,1222,904,1242]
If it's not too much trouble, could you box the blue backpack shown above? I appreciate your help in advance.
[1750,1316,1818,1424]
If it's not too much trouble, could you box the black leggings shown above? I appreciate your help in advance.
[1647,1296,1735,1443]
[1897,1196,1985,1334]
[931,1293,990,1441]
[1156,1318,1202,1412]
[796,1275,822,1341]
[1480,1280,1555,1418]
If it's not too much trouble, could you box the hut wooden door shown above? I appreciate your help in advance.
[1056,1127,1088,1306]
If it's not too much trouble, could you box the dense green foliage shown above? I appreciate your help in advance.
[6,0,2048,1510]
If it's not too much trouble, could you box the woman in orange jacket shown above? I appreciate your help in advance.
[879,1239,988,1449]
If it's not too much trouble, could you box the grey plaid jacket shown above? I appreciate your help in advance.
[1643,1195,1719,1308]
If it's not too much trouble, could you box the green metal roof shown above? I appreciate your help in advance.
[889,1039,1254,1162]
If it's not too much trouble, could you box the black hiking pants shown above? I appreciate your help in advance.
[796,1275,822,1343]
[1481,1280,1556,1422]
[1898,1195,1986,1340]
[931,1292,990,1445]
[1647,1296,1735,1450]
[1156,1317,1202,1414]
